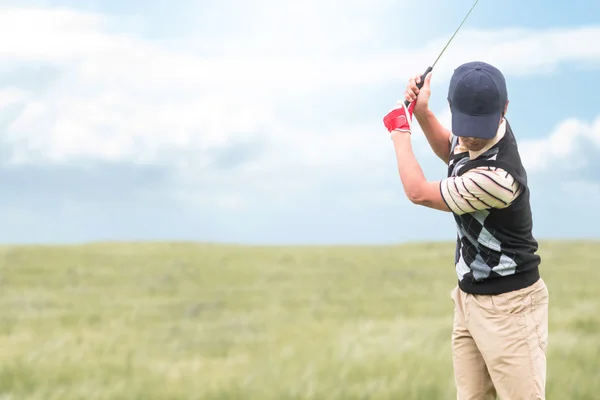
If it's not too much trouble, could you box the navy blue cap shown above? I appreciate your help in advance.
[447,61,507,139]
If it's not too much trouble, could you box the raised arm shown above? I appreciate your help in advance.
[404,72,452,164]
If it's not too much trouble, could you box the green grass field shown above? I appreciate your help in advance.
[0,240,598,399]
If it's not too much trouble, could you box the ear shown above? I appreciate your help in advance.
[503,100,509,116]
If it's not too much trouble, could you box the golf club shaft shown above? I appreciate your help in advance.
[403,0,480,107]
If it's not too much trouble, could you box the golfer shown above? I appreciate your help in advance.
[383,61,549,400]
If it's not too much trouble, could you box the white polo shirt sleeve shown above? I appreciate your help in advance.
[440,166,523,215]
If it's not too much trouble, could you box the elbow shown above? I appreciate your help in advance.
[405,189,426,205]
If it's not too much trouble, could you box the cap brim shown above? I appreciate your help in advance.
[450,108,502,139]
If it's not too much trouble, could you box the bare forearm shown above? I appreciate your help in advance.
[415,109,452,164]
[391,131,451,212]
[391,131,428,201]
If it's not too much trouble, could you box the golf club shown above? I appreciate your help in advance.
[404,0,481,107]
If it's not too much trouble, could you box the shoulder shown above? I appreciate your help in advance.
[440,166,523,215]
[466,166,520,191]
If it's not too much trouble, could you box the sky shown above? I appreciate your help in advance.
[0,0,599,244]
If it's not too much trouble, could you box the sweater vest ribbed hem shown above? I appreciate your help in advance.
[458,265,540,295]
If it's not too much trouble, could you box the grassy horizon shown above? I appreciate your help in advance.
[0,240,598,399]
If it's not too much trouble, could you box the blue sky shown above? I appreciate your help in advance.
[0,0,599,244]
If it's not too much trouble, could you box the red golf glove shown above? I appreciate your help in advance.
[383,100,415,134]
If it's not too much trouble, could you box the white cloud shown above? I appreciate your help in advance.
[520,115,600,175]
[0,88,29,106]
[1,6,600,210]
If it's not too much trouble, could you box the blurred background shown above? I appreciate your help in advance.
[0,0,598,245]
[0,0,598,398]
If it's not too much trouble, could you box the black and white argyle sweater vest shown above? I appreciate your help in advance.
[447,120,541,295]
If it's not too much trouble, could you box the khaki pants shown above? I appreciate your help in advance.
[450,278,549,400]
